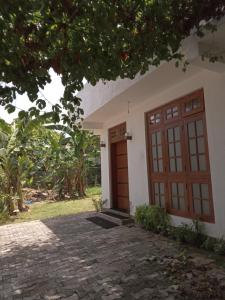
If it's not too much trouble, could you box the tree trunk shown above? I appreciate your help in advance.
[17,170,24,211]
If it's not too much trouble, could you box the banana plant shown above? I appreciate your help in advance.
[46,124,100,198]
[0,116,51,212]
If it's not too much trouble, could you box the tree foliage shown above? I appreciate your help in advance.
[0,1,224,122]
[0,117,100,214]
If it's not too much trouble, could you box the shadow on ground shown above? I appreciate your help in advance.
[1,213,225,300]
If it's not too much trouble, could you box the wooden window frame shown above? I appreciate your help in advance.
[145,88,215,223]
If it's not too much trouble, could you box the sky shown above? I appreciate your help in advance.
[0,69,65,123]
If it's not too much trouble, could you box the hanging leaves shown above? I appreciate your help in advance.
[0,1,224,123]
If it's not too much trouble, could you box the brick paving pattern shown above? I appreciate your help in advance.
[1,212,225,300]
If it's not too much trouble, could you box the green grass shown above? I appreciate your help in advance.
[0,186,101,226]
[86,185,101,197]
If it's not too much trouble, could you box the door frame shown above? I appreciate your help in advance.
[109,122,130,213]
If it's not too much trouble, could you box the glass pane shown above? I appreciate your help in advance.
[193,99,200,109]
[178,183,184,196]
[189,139,197,155]
[197,137,205,154]
[179,197,186,211]
[196,120,204,136]
[201,184,209,199]
[156,114,160,124]
[185,102,192,112]
[152,146,157,159]
[177,158,182,172]
[172,183,177,195]
[193,184,200,198]
[202,200,210,215]
[160,183,164,194]
[158,145,162,158]
[188,122,195,138]
[169,144,175,157]
[194,199,202,214]
[154,183,159,194]
[158,160,163,172]
[155,195,159,205]
[167,109,172,119]
[151,133,156,145]
[168,128,174,142]
[174,127,180,141]
[175,142,181,156]
[170,158,176,172]
[172,197,178,209]
[157,131,161,144]
[191,156,198,171]
[173,106,178,114]
[160,196,165,208]
[153,160,158,172]
[199,155,207,171]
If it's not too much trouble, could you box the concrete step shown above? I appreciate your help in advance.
[103,208,131,218]
[98,209,134,225]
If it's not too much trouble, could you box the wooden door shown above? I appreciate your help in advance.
[109,123,130,212]
[111,140,129,212]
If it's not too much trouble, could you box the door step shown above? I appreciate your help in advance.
[98,209,134,226]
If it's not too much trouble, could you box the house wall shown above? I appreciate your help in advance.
[100,69,225,238]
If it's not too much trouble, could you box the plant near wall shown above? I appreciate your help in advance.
[169,220,206,247]
[92,197,107,212]
[213,238,225,255]
[201,236,216,252]
[135,204,170,234]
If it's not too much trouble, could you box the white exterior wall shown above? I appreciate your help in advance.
[100,69,225,238]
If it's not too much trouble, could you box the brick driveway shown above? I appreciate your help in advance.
[1,212,225,300]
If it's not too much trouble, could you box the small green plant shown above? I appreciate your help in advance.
[0,193,10,221]
[201,236,216,251]
[135,205,170,233]
[169,220,206,247]
[213,237,225,255]
[135,204,149,225]
[135,205,225,257]
[92,197,107,212]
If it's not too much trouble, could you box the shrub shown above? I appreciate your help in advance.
[135,204,149,225]
[201,236,216,251]
[135,205,225,257]
[0,193,10,220]
[213,237,225,255]
[92,197,107,212]
[135,205,170,233]
[169,220,206,247]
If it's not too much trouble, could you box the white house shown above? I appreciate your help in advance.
[79,19,225,238]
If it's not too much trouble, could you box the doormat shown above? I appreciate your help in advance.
[87,216,119,229]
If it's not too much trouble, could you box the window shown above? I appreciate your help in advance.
[151,131,163,172]
[192,183,210,216]
[148,111,161,125]
[146,89,214,222]
[166,106,179,120]
[154,182,165,208]
[187,119,207,172]
[185,98,201,112]
[167,126,182,172]
[171,182,186,211]
[183,90,204,116]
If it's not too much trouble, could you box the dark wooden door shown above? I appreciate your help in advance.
[111,140,129,212]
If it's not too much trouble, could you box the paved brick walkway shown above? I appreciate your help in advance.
[1,212,225,300]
